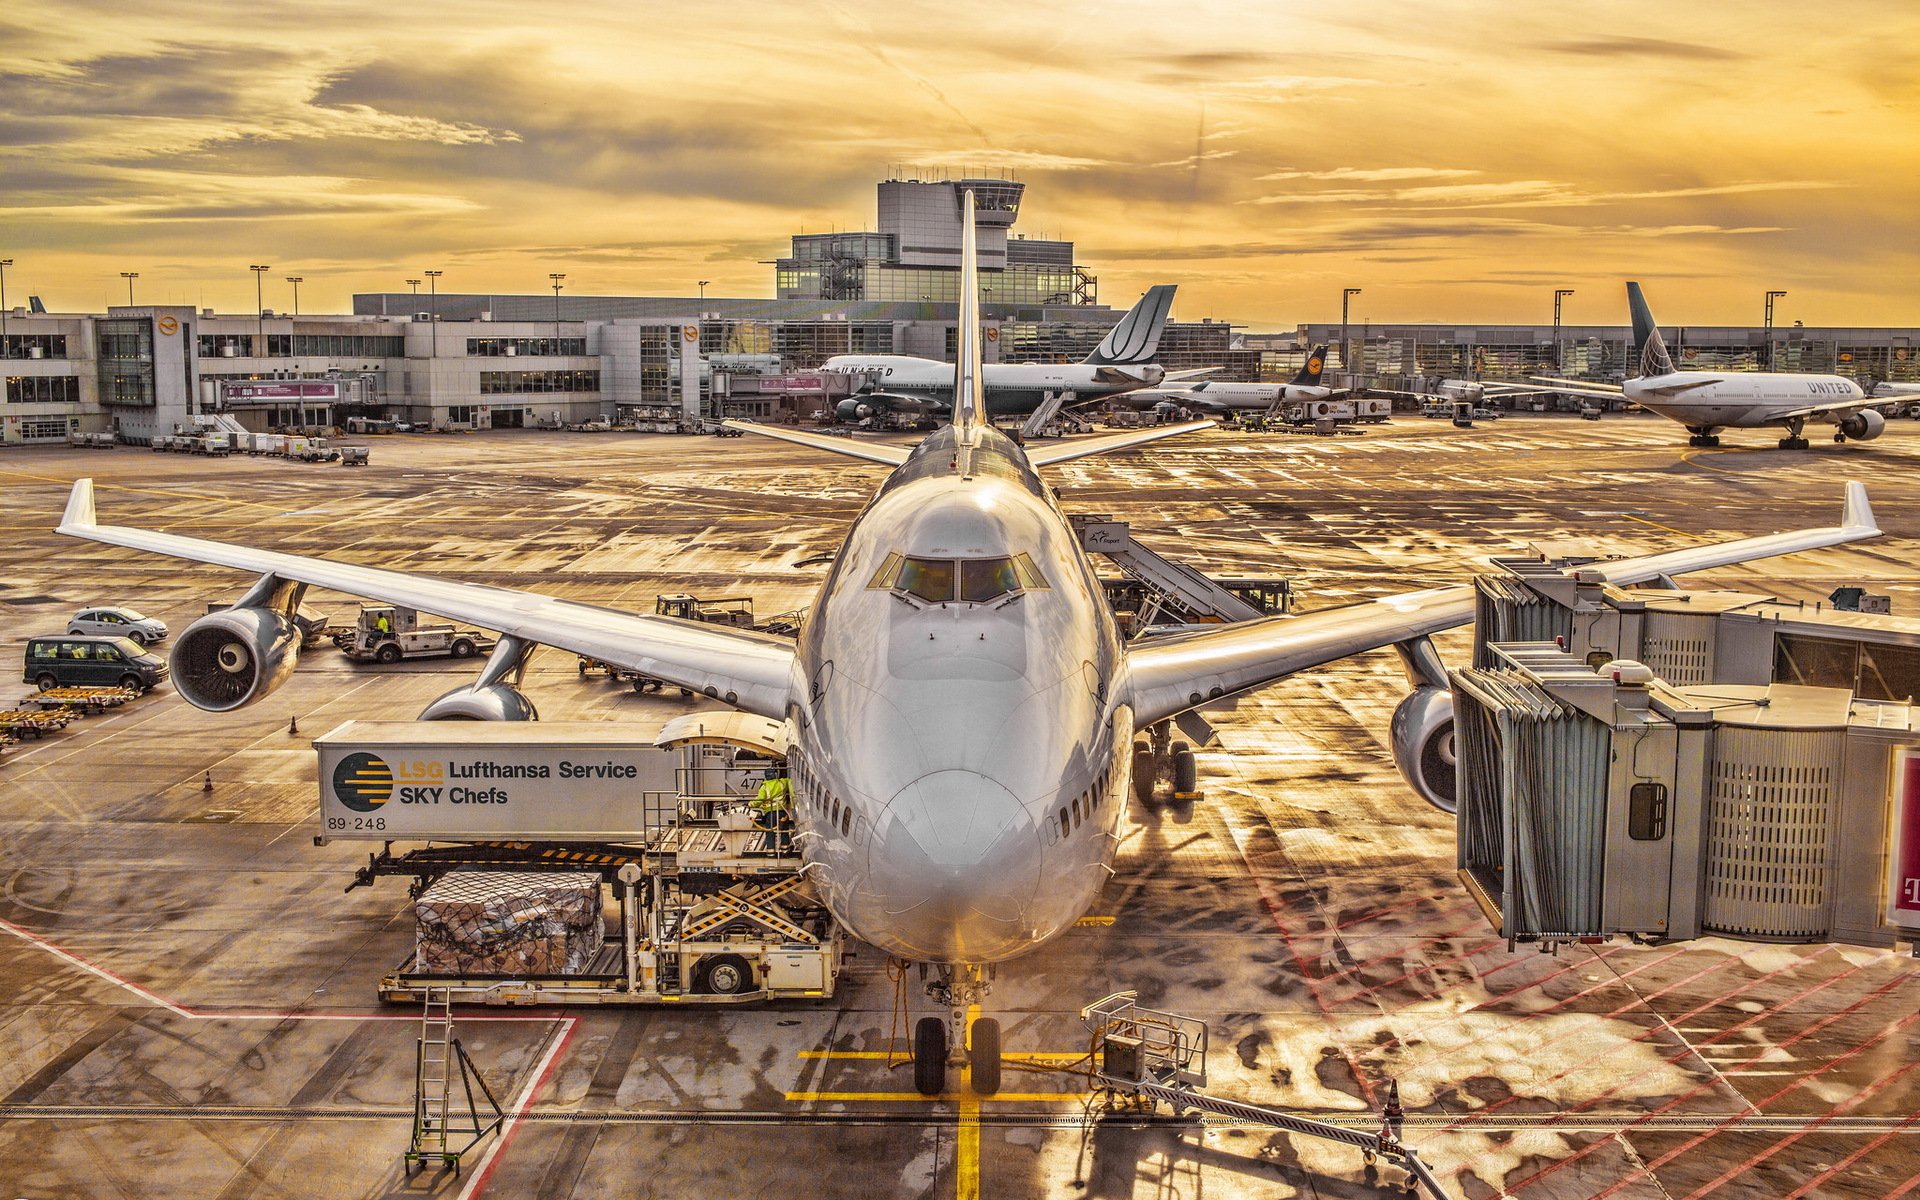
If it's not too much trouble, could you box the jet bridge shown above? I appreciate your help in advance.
[1454,560,1920,952]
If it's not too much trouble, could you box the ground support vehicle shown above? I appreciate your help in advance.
[26,686,139,716]
[340,446,371,466]
[312,719,842,1007]
[0,708,76,739]
[23,635,168,693]
[68,606,169,646]
[338,604,498,663]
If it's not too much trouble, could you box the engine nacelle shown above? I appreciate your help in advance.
[169,607,301,712]
[418,682,539,721]
[1390,685,1458,814]
[1838,409,1887,441]
[835,399,873,423]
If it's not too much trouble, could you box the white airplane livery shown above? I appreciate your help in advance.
[1112,344,1348,413]
[57,197,1882,1097]
[823,284,1180,422]
[1535,283,1896,448]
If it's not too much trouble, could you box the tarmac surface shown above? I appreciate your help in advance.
[0,413,1917,1199]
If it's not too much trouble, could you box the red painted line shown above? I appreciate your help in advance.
[1887,1167,1920,1200]
[1689,1052,1920,1200]
[1783,1106,1920,1199]
[1503,970,1918,1196]
[1365,942,1639,1063]
[1452,949,1865,1133]
[460,1016,578,1200]
[1592,1004,1920,1200]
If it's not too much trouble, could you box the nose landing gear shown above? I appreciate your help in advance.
[911,963,1002,1097]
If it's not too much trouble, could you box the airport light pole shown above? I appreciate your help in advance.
[549,273,566,345]
[405,277,421,298]
[423,269,442,359]
[1553,289,1574,374]
[249,264,271,355]
[1763,290,1787,370]
[285,276,303,317]
[120,271,139,306]
[0,258,11,352]
[1340,288,1362,378]
[698,279,710,303]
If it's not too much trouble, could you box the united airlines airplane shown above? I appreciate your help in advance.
[58,198,1880,1097]
[1534,282,1898,448]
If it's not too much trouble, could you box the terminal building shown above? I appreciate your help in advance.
[5,175,1918,444]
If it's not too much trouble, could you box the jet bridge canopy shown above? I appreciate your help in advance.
[654,711,791,758]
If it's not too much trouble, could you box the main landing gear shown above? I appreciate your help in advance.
[1685,426,1721,448]
[1778,417,1810,450]
[1132,720,1200,804]
[912,964,1001,1096]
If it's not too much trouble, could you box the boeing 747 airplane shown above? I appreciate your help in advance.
[57,199,1881,1096]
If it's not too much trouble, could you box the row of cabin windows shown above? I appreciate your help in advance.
[1058,768,1115,839]
[791,757,854,839]
[868,552,1050,606]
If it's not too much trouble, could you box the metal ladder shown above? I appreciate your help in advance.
[1081,991,1454,1198]
[677,875,815,944]
[1070,514,1267,624]
[405,987,505,1176]
[1020,390,1077,439]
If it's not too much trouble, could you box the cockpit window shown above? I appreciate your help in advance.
[868,551,1050,605]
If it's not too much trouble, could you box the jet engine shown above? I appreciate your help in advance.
[1837,410,1887,441]
[170,607,301,712]
[1389,685,1458,814]
[418,682,539,721]
[836,399,874,423]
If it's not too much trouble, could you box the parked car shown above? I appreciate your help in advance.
[67,606,169,646]
[24,635,169,693]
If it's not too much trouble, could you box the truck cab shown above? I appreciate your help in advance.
[342,604,497,664]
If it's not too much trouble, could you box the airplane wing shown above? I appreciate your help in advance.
[1025,420,1216,466]
[1162,367,1223,382]
[1771,395,1895,421]
[1124,482,1878,725]
[1528,376,1624,393]
[719,421,912,466]
[57,479,797,718]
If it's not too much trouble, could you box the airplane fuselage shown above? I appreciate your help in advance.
[1624,372,1864,429]
[784,423,1131,963]
[1122,381,1337,412]
[825,354,1164,415]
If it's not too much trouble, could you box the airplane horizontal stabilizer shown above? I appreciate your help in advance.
[720,421,912,466]
[1026,420,1214,467]
[1528,376,1625,393]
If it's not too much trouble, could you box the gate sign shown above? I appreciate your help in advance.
[1892,749,1920,928]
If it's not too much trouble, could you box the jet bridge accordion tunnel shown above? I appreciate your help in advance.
[1449,555,1920,952]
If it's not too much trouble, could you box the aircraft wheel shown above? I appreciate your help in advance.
[1834,432,1847,443]
[1172,748,1199,795]
[1131,747,1157,804]
[1706,436,1721,446]
[913,1017,948,1096]
[969,1017,1002,1095]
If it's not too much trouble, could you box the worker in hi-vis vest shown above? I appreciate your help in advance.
[751,767,792,853]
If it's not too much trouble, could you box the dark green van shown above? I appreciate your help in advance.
[23,635,169,693]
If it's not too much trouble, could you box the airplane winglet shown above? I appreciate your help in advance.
[1843,480,1876,534]
[60,478,96,531]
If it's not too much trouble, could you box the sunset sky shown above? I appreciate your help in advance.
[3,0,1917,329]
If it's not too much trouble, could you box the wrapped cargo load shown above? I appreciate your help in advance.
[413,871,605,975]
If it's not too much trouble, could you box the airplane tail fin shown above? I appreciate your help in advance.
[952,191,987,436]
[1082,285,1176,366]
[1291,345,1329,386]
[1627,282,1675,377]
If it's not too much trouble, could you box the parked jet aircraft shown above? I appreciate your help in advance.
[823,284,1182,422]
[1371,377,1565,409]
[58,199,1881,1100]
[1109,344,1348,413]
[1532,283,1896,448]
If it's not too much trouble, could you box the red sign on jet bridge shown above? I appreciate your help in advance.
[1892,749,1920,928]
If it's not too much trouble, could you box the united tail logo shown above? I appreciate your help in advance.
[332,752,393,812]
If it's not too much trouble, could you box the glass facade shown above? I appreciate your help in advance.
[96,319,154,407]
[466,337,586,357]
[2,333,69,359]
[479,370,602,394]
[774,322,893,368]
[5,375,81,404]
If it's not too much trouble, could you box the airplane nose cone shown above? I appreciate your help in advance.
[866,770,1043,962]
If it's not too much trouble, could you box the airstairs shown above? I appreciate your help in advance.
[1070,514,1266,624]
[1020,391,1094,439]
[1081,991,1453,1198]
[405,987,504,1176]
